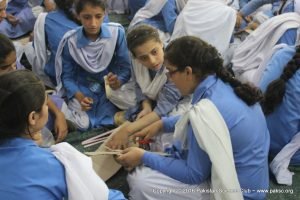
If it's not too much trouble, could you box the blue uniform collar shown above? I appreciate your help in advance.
[191,75,217,104]
[76,23,112,48]
[0,137,37,148]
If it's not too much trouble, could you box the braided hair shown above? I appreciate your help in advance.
[262,46,300,115]
[164,36,263,106]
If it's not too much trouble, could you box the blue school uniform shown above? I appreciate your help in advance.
[240,0,297,45]
[0,0,40,38]
[128,0,147,20]
[139,0,178,34]
[44,10,79,85]
[240,0,252,8]
[259,46,300,165]
[144,75,270,200]
[0,138,67,200]
[259,45,296,92]
[61,24,131,128]
[126,66,181,120]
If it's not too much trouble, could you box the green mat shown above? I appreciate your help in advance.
[268,166,300,200]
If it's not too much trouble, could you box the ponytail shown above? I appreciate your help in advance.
[216,66,263,106]
[262,49,300,114]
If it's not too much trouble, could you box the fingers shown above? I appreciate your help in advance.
[106,140,127,150]
[55,128,68,143]
[80,97,93,111]
[107,72,120,90]
[132,131,146,141]
[136,113,143,120]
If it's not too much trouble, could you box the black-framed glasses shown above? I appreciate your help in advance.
[166,68,180,78]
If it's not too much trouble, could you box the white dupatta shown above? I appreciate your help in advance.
[55,23,120,94]
[270,132,300,186]
[24,12,54,87]
[171,0,236,57]
[132,58,168,100]
[51,142,109,200]
[232,12,300,83]
[174,99,243,200]
[128,0,170,45]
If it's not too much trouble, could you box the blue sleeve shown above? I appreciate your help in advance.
[142,126,211,184]
[277,28,297,46]
[239,0,251,9]
[108,189,126,200]
[6,0,29,14]
[162,115,180,132]
[61,44,80,99]
[259,46,296,92]
[161,0,177,34]
[240,0,273,16]
[153,81,181,117]
[109,26,131,85]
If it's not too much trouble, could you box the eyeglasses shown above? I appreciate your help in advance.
[166,68,180,78]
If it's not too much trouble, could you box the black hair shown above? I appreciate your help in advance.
[261,46,300,115]
[0,70,45,140]
[164,36,263,106]
[75,0,106,14]
[54,0,80,24]
[126,24,161,57]
[0,33,15,67]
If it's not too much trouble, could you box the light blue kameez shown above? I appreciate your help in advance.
[145,75,270,200]
[44,10,79,85]
[259,46,300,165]
[0,0,40,38]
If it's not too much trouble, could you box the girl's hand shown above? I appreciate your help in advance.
[107,125,131,150]
[54,112,68,143]
[7,14,19,26]
[107,72,121,90]
[136,99,152,120]
[136,107,151,120]
[116,147,145,171]
[133,120,162,141]
[80,97,93,111]
[75,92,93,111]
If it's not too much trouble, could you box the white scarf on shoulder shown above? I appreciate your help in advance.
[24,12,54,88]
[51,142,109,200]
[171,0,236,56]
[132,58,168,100]
[128,0,170,45]
[174,99,243,200]
[232,12,300,83]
